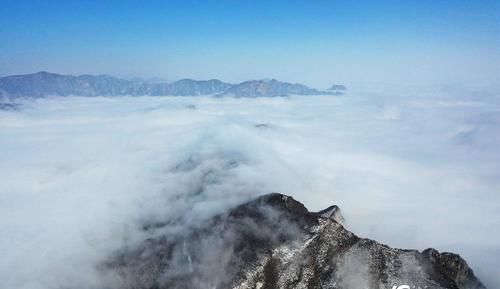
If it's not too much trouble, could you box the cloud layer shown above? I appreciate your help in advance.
[0,86,499,288]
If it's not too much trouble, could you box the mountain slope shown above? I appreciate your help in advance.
[0,72,336,98]
[217,79,331,97]
[108,193,485,289]
[0,71,149,97]
[0,72,231,98]
[160,79,232,96]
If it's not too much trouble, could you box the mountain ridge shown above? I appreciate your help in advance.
[216,79,332,97]
[108,193,485,289]
[0,72,340,98]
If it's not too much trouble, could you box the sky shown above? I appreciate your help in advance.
[0,0,498,87]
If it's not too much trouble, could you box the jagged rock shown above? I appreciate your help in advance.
[421,249,485,289]
[315,205,344,225]
[254,123,272,129]
[107,193,485,289]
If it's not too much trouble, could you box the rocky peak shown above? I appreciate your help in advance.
[107,193,485,289]
[217,80,332,97]
[315,204,345,224]
[421,248,485,289]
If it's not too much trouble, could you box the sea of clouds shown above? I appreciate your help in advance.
[0,85,499,288]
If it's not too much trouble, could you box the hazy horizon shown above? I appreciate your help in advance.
[1,0,499,88]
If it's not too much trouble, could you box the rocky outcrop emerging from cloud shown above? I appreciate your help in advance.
[107,193,485,289]
[0,72,338,98]
[329,84,347,94]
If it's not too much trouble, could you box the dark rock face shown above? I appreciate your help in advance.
[421,249,485,289]
[0,72,336,98]
[107,193,485,289]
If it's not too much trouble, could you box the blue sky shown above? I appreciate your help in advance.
[0,0,499,87]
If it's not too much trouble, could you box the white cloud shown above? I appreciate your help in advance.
[0,88,499,288]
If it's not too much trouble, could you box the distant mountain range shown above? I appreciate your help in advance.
[218,79,330,97]
[0,72,343,98]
